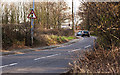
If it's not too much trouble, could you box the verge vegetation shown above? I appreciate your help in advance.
[70,46,120,73]
[2,25,75,50]
[69,2,120,74]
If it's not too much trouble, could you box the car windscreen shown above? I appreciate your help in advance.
[83,31,89,33]
[77,31,82,34]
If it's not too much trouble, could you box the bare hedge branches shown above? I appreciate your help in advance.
[78,2,120,48]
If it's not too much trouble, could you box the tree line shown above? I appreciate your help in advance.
[1,1,71,29]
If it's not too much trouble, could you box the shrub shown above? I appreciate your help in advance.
[70,46,120,73]
[35,29,74,36]
[2,24,74,50]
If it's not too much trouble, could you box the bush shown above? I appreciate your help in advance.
[70,46,120,73]
[2,24,75,50]
[2,24,30,50]
[35,29,74,36]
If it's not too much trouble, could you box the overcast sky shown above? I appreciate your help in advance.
[66,0,80,11]
[1,0,80,11]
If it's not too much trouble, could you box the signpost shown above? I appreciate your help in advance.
[27,0,37,46]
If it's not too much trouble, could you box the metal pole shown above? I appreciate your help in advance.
[31,0,34,46]
[72,0,74,32]
[47,0,49,29]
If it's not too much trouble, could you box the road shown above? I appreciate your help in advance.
[1,36,96,74]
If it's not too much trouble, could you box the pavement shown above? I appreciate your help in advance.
[1,36,96,74]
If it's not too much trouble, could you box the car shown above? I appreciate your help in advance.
[76,31,82,36]
[76,30,90,37]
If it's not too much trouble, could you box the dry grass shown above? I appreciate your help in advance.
[70,47,120,73]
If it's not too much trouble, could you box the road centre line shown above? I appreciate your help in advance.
[34,53,61,61]
[68,48,81,53]
[0,63,18,68]
[84,45,91,49]
[41,49,54,52]
[9,63,18,66]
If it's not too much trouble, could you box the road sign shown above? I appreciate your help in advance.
[27,9,37,19]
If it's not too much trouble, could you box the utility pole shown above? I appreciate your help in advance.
[74,1,76,31]
[72,0,74,32]
[47,0,49,29]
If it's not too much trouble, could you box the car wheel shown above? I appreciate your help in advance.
[88,35,90,37]
[81,35,84,37]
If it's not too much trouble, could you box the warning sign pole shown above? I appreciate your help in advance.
[31,0,34,46]
[27,0,37,46]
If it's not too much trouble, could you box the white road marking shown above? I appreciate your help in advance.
[0,65,8,68]
[68,48,81,53]
[0,63,18,68]
[34,53,61,61]
[9,63,18,66]
[84,45,91,49]
[42,49,54,52]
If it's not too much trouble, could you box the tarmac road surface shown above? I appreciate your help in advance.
[1,36,96,74]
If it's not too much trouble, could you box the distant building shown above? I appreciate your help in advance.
[61,20,72,29]
[61,25,72,29]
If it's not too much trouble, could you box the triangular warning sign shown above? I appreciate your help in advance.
[27,9,37,19]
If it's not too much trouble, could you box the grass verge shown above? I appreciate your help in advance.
[34,35,76,47]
